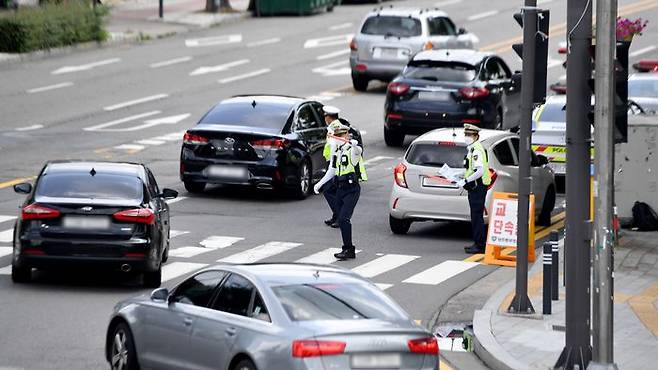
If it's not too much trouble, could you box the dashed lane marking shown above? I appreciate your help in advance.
[312,60,350,77]
[0,216,16,224]
[218,68,271,84]
[434,0,462,6]
[304,34,353,49]
[467,10,499,22]
[317,49,350,60]
[113,144,145,153]
[189,59,250,76]
[26,82,73,94]
[150,56,193,68]
[169,230,190,238]
[135,139,165,146]
[0,229,13,243]
[103,94,169,111]
[217,241,302,264]
[329,22,353,31]
[15,124,44,132]
[52,58,121,75]
[364,156,394,165]
[84,111,161,132]
[185,34,242,47]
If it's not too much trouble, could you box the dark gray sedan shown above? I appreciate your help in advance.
[105,263,439,370]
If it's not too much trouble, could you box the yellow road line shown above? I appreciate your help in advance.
[481,0,658,54]
[629,283,658,338]
[439,359,454,370]
[0,176,36,189]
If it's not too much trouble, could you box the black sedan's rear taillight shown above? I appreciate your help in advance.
[21,204,61,220]
[113,208,155,225]
[183,132,209,145]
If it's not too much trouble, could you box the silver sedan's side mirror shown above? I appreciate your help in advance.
[150,287,169,302]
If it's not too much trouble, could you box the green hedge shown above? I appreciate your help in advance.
[0,2,108,53]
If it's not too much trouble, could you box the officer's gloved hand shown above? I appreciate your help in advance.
[456,179,466,188]
[349,139,359,147]
[313,183,322,194]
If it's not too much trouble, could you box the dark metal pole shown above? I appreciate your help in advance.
[159,0,164,19]
[543,242,552,315]
[508,0,537,315]
[555,0,593,368]
[551,230,559,300]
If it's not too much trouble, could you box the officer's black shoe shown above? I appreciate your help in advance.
[464,245,485,254]
[330,221,340,229]
[324,218,336,226]
[334,248,356,260]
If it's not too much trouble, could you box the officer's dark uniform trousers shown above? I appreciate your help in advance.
[335,174,360,249]
[467,181,487,248]
[323,182,338,221]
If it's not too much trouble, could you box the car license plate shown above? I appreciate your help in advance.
[373,47,408,60]
[63,216,111,230]
[351,353,401,369]
[418,91,450,101]
[422,176,455,188]
[548,162,566,175]
[205,165,248,180]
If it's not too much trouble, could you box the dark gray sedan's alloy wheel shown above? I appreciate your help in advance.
[111,323,138,370]
[300,161,310,195]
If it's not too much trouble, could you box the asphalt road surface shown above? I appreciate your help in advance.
[1,0,657,368]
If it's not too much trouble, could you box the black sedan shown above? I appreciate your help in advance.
[180,95,328,199]
[384,49,521,146]
[11,161,177,287]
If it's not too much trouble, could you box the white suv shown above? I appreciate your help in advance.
[349,7,477,91]
[389,128,556,234]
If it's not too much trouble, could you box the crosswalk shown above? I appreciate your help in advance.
[0,215,482,287]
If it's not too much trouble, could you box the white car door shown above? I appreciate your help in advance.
[509,137,550,214]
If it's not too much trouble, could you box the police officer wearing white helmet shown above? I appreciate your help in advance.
[314,122,366,260]
[457,124,493,254]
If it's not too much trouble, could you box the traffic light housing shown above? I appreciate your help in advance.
[512,9,550,104]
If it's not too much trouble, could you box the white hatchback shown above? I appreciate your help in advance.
[389,128,556,234]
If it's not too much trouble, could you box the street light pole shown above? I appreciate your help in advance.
[555,0,593,368]
[589,0,618,368]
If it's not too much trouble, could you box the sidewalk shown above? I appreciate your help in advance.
[473,230,658,370]
[106,0,250,41]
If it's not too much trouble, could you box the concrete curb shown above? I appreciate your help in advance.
[0,11,250,66]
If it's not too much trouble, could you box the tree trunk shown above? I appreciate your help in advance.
[205,0,216,12]
[219,0,232,10]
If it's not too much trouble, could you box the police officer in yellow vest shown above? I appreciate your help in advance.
[457,124,492,254]
[314,123,367,260]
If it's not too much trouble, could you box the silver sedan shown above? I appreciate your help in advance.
[105,263,439,370]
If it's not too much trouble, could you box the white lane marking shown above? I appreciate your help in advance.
[162,262,207,282]
[537,0,553,5]
[467,10,499,22]
[218,68,271,84]
[185,34,242,47]
[434,0,462,6]
[153,130,186,142]
[312,60,350,76]
[88,113,189,133]
[0,216,16,224]
[104,93,169,111]
[403,260,479,285]
[437,337,466,352]
[361,130,367,136]
[169,230,190,238]
[329,22,353,31]
[135,139,165,146]
[114,144,145,152]
[375,283,393,291]
[364,156,393,165]
[630,45,657,58]
[168,246,210,258]
[26,82,73,94]
[15,124,44,131]
[304,34,353,49]
[247,38,281,47]
[0,229,14,243]
[166,196,188,205]
[218,241,302,264]
[0,247,13,258]
[190,59,250,76]
[52,58,121,74]
[150,56,193,68]
[84,111,161,132]
[306,95,335,102]
[200,236,244,249]
[296,248,362,265]
[317,49,350,60]
[0,265,10,275]
[352,254,419,278]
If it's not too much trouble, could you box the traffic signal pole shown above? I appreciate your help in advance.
[555,0,593,368]
[589,0,618,368]
[508,0,537,315]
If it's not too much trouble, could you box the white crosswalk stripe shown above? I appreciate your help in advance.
[218,242,301,264]
[352,254,420,278]
[170,230,190,238]
[168,246,210,258]
[162,262,207,282]
[0,229,13,243]
[0,247,13,258]
[0,265,10,275]
[295,248,362,265]
[200,236,244,249]
[403,260,479,285]
[0,215,16,224]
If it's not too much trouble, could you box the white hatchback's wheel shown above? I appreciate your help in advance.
[110,323,138,370]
